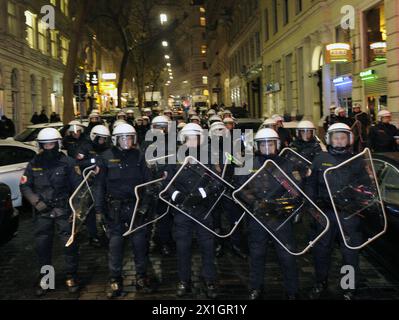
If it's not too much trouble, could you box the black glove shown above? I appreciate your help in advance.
[35,201,51,214]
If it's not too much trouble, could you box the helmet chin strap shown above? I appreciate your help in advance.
[329,145,350,155]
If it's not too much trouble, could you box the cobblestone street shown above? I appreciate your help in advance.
[1,213,399,300]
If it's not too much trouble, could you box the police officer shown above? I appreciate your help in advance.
[76,125,111,247]
[126,110,135,126]
[94,124,153,298]
[306,123,365,300]
[210,120,247,260]
[165,123,218,299]
[85,112,103,137]
[62,120,86,158]
[141,116,175,256]
[351,104,370,153]
[368,110,399,152]
[272,115,292,148]
[189,115,201,126]
[323,105,337,132]
[20,128,81,296]
[290,120,322,162]
[238,128,299,300]
[334,107,353,127]
[143,108,153,121]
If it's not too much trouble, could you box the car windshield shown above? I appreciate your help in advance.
[14,128,38,142]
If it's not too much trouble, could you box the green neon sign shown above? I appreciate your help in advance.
[360,69,377,80]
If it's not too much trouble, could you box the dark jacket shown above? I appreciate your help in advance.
[20,152,81,217]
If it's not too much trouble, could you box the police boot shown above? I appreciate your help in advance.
[65,274,80,294]
[249,289,263,300]
[308,281,328,300]
[176,281,191,297]
[108,277,126,299]
[136,276,154,293]
[231,245,248,260]
[205,282,218,300]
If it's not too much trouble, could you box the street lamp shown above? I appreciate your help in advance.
[166,63,171,67]
[162,41,168,47]
[165,55,170,59]
[160,13,168,25]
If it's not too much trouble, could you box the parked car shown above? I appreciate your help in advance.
[13,122,67,144]
[366,152,399,275]
[0,182,19,246]
[0,140,38,207]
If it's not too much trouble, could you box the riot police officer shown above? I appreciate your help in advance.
[238,128,299,300]
[290,120,322,162]
[94,124,153,298]
[141,115,175,256]
[306,123,365,300]
[85,112,103,137]
[62,120,86,158]
[76,125,111,247]
[126,110,135,126]
[20,128,81,296]
[165,123,218,299]
[272,115,292,148]
[368,110,399,152]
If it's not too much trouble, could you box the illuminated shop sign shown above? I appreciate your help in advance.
[326,43,352,63]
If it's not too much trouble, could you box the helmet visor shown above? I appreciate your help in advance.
[256,139,278,156]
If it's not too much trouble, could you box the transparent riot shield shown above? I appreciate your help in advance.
[279,148,312,184]
[66,167,96,247]
[323,148,387,249]
[159,156,246,238]
[123,176,169,237]
[232,159,330,256]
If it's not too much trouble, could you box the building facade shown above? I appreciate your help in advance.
[259,0,399,127]
[0,0,72,132]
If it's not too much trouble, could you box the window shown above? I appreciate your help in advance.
[25,11,37,49]
[8,1,18,37]
[272,0,278,34]
[283,0,289,25]
[201,45,207,55]
[50,30,58,59]
[38,21,48,54]
[31,74,37,113]
[0,146,36,166]
[364,3,387,66]
[202,61,208,70]
[285,54,293,113]
[200,17,206,27]
[250,37,255,63]
[200,7,205,13]
[296,0,302,14]
[264,9,269,42]
[275,60,281,84]
[202,76,208,85]
[60,36,70,65]
[255,32,261,58]
[60,0,69,17]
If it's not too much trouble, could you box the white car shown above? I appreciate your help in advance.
[0,140,38,207]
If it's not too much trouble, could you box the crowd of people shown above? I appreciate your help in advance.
[18,103,398,300]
